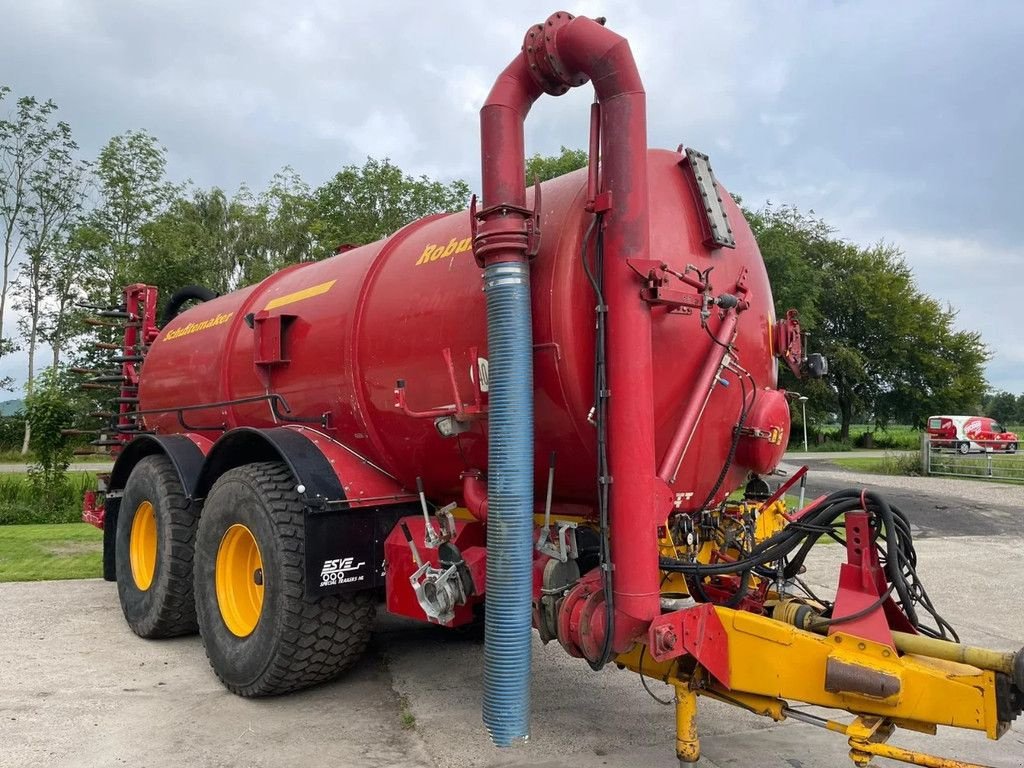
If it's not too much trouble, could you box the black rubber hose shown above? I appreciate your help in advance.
[160,285,219,327]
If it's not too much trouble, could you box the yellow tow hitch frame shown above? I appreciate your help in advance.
[618,604,1016,768]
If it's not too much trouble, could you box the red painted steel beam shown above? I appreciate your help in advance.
[658,311,739,484]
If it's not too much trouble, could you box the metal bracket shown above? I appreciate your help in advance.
[399,520,467,625]
[409,561,466,625]
[425,502,457,549]
[395,346,487,423]
[536,520,579,562]
[626,259,705,314]
[469,181,542,267]
[773,309,804,378]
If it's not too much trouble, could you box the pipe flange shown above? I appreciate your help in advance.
[522,12,589,95]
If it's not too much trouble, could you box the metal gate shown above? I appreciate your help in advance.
[922,434,1024,482]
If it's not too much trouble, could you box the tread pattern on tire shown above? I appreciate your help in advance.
[120,454,198,638]
[201,461,375,697]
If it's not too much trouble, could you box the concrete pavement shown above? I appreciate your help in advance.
[2,532,1022,768]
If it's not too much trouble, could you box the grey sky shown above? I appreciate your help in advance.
[2,0,1022,394]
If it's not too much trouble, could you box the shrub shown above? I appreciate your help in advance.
[24,369,77,519]
[877,452,923,476]
[0,473,94,524]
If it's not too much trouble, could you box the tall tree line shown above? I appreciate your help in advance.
[981,391,1024,426]
[526,148,990,436]
[0,90,995,450]
[0,86,470,452]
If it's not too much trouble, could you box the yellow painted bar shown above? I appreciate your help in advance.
[263,279,337,311]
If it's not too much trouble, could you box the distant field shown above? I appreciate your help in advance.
[831,454,922,476]
[0,523,102,582]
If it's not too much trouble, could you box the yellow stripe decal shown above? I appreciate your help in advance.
[263,280,337,311]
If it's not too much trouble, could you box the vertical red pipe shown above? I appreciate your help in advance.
[478,12,663,631]
[558,25,661,623]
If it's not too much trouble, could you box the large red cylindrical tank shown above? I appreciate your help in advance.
[138,149,786,512]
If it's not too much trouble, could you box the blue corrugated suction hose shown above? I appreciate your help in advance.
[481,261,534,747]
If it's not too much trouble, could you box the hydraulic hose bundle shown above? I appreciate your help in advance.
[661,488,958,640]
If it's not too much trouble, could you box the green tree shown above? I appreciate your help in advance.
[233,169,316,284]
[14,111,85,452]
[70,131,179,376]
[1,89,70,345]
[135,168,316,304]
[986,391,1020,424]
[808,241,987,437]
[90,130,180,301]
[744,202,988,438]
[40,221,100,369]
[310,157,469,249]
[743,203,828,331]
[525,146,588,183]
[136,186,246,299]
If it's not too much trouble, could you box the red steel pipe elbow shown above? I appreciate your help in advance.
[478,12,664,652]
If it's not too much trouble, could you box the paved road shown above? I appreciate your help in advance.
[0,462,111,474]
[2,556,1022,768]
[782,457,1023,538]
[4,535,1024,764]
[2,458,1023,767]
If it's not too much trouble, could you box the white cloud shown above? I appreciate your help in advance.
[1,0,1022,396]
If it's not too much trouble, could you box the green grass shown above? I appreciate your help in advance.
[0,522,103,582]
[832,457,888,471]
[831,453,924,476]
[397,694,416,730]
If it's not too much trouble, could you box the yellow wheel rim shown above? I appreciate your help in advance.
[215,524,265,637]
[129,501,158,591]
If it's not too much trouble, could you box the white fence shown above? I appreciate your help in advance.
[922,435,1024,483]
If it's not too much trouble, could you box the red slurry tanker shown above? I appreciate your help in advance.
[82,12,1021,766]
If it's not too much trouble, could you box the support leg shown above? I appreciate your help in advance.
[675,685,701,764]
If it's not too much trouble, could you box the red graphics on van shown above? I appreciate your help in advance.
[926,415,1018,454]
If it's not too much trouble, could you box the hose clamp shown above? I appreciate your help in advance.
[483,263,530,291]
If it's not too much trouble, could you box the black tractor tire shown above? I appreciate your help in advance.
[957,441,971,455]
[194,461,375,697]
[1008,442,1018,454]
[115,454,199,638]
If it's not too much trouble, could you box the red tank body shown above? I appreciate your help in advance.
[138,149,788,512]
[85,16,1024,761]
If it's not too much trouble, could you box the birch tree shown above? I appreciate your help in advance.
[14,115,84,452]
[1,90,64,344]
